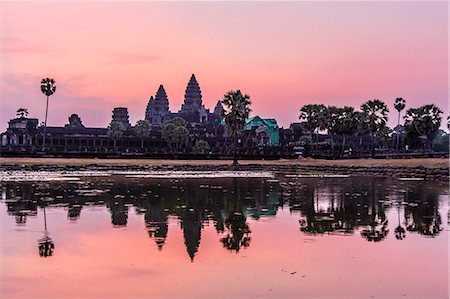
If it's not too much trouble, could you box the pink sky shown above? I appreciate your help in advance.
[1,1,448,131]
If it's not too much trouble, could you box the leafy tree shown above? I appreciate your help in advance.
[360,99,389,156]
[299,104,326,151]
[162,117,189,152]
[107,120,125,149]
[173,126,189,151]
[16,108,29,118]
[134,120,152,149]
[404,104,442,150]
[221,90,251,165]
[193,140,210,154]
[431,130,449,152]
[394,97,406,150]
[40,78,56,151]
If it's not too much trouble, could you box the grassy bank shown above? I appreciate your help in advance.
[0,157,448,169]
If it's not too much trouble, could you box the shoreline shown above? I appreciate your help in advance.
[0,157,448,181]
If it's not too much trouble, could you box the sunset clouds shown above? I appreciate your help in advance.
[1,1,448,130]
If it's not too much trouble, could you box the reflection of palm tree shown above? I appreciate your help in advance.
[394,205,406,240]
[360,184,389,242]
[220,179,251,252]
[221,211,251,252]
[38,206,55,257]
[404,186,442,237]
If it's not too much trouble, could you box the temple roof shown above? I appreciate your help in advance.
[155,85,169,103]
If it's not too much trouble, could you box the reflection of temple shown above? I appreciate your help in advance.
[144,199,168,250]
[1,177,446,262]
[181,211,203,261]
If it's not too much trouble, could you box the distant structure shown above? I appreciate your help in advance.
[145,85,170,127]
[214,100,223,115]
[112,108,131,129]
[65,114,85,129]
[1,73,288,157]
[179,74,210,123]
[145,74,221,127]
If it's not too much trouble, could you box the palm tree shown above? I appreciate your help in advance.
[324,106,340,155]
[404,104,443,150]
[134,120,152,149]
[334,106,358,157]
[40,78,56,151]
[16,108,29,118]
[360,99,389,157]
[107,120,124,150]
[299,104,326,152]
[394,98,406,150]
[221,90,251,165]
[355,111,369,155]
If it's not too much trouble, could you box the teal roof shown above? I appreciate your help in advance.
[245,116,279,129]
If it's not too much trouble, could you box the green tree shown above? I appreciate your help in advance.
[16,108,29,118]
[221,90,251,165]
[193,140,210,154]
[404,104,443,150]
[134,120,152,149]
[162,117,189,152]
[107,120,125,149]
[40,78,56,151]
[299,104,326,151]
[173,126,189,151]
[360,99,389,156]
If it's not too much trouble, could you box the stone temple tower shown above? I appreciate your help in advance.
[111,107,131,130]
[145,85,170,126]
[180,74,209,123]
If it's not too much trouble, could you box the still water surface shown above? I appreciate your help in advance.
[1,173,448,298]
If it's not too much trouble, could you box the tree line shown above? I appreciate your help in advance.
[299,98,447,157]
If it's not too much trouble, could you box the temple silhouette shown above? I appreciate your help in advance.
[1,74,295,157]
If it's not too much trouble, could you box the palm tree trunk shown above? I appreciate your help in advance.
[330,134,335,157]
[42,95,49,151]
[370,132,375,157]
[315,131,319,152]
[341,135,346,157]
[233,135,238,165]
[359,136,363,155]
[396,111,400,151]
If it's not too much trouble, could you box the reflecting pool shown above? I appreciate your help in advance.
[1,174,448,298]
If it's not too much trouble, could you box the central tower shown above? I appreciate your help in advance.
[179,74,209,123]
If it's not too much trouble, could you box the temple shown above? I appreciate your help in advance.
[1,73,291,158]
[145,85,170,127]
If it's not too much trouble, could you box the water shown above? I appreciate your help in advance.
[1,173,448,298]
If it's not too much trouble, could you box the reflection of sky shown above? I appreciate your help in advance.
[1,183,449,298]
